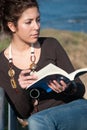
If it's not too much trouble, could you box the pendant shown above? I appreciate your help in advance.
[10,78,17,89]
[8,69,15,77]
[30,62,37,71]
[8,68,17,89]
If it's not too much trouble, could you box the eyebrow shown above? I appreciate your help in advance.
[24,15,40,21]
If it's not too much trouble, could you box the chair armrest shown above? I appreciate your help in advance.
[0,87,5,130]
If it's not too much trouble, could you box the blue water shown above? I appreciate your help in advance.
[37,0,87,32]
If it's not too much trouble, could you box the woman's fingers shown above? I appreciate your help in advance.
[48,80,68,93]
[18,70,38,89]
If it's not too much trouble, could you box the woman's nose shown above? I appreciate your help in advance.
[34,21,40,30]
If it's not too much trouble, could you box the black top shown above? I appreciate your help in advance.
[0,37,85,119]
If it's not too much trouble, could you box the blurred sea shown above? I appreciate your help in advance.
[37,0,87,32]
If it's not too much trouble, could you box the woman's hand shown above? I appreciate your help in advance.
[48,80,68,93]
[18,69,38,89]
[18,69,68,92]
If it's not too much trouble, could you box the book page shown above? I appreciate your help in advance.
[69,68,87,80]
[36,63,69,79]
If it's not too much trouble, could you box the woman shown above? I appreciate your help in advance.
[0,0,87,130]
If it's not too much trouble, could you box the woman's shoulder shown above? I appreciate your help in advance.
[39,37,58,43]
[0,50,7,65]
[38,37,61,47]
[0,50,4,59]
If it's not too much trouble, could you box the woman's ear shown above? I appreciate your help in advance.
[7,22,16,33]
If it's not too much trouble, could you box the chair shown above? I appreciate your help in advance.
[0,87,17,130]
[0,88,5,130]
[8,104,18,130]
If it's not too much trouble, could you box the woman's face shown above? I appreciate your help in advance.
[13,7,40,44]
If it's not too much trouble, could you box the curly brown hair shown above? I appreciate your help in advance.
[0,0,39,35]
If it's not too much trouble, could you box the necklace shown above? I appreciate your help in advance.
[8,43,39,118]
[8,43,37,89]
[29,44,37,73]
[8,44,17,89]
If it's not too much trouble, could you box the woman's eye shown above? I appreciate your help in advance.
[25,21,32,24]
[37,18,40,23]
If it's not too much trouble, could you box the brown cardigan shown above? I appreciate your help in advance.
[0,37,85,119]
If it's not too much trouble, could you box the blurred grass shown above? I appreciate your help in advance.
[0,29,87,129]
[0,33,10,50]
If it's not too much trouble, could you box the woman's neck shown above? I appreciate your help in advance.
[4,40,40,70]
[10,39,40,53]
[11,40,31,53]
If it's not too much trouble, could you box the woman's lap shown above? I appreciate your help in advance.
[28,99,87,130]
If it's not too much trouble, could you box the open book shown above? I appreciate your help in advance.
[26,63,87,93]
